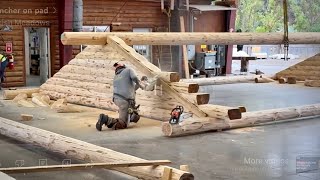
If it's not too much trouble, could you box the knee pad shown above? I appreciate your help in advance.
[113,120,127,130]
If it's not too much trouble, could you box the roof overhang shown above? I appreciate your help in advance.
[187,5,237,11]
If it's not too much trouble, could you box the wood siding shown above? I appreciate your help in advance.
[0,0,60,87]
[83,0,168,30]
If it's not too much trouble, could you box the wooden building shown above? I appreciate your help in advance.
[0,0,237,87]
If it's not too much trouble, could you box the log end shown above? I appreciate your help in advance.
[228,109,242,120]
[196,93,210,105]
[162,122,173,137]
[279,78,286,84]
[170,72,181,82]
[238,106,247,113]
[188,83,199,93]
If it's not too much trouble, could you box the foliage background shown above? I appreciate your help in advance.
[235,0,320,32]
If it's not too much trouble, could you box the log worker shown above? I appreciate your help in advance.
[96,62,146,131]
[0,53,14,89]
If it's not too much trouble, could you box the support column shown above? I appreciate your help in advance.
[225,10,237,74]
[73,0,83,32]
[59,0,74,67]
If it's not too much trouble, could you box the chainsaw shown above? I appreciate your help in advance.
[169,105,184,124]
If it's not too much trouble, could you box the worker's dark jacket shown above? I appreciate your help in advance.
[113,66,140,101]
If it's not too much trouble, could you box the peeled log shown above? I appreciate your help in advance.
[0,117,193,179]
[3,88,40,100]
[156,72,180,82]
[61,32,320,45]
[181,76,259,86]
[12,93,27,103]
[304,80,320,87]
[17,100,36,108]
[169,82,199,93]
[198,104,242,120]
[162,118,229,137]
[32,96,49,107]
[181,93,209,105]
[229,104,320,128]
[54,72,113,85]
[40,90,119,111]
[162,104,320,137]
[254,77,275,83]
[51,99,68,109]
[54,104,82,113]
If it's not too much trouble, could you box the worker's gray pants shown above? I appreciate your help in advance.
[113,97,130,129]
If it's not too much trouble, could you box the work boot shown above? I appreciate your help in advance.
[96,114,107,131]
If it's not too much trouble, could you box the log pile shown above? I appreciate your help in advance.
[39,36,242,121]
[276,54,320,81]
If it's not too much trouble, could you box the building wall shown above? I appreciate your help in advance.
[0,0,60,87]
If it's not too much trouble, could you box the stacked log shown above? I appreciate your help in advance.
[40,36,245,122]
[276,54,320,81]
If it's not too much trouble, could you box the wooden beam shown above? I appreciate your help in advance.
[1,161,172,174]
[107,35,207,117]
[0,117,193,179]
[61,32,320,45]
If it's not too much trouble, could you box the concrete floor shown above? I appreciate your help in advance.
[0,82,320,180]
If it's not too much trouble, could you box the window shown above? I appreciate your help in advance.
[132,28,152,61]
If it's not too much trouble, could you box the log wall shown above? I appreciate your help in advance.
[276,54,320,81]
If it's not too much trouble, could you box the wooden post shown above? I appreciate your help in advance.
[180,16,190,79]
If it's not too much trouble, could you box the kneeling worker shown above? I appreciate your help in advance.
[96,62,146,131]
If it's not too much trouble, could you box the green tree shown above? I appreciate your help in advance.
[256,0,283,32]
[289,0,320,32]
[236,0,320,32]
[236,0,264,32]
